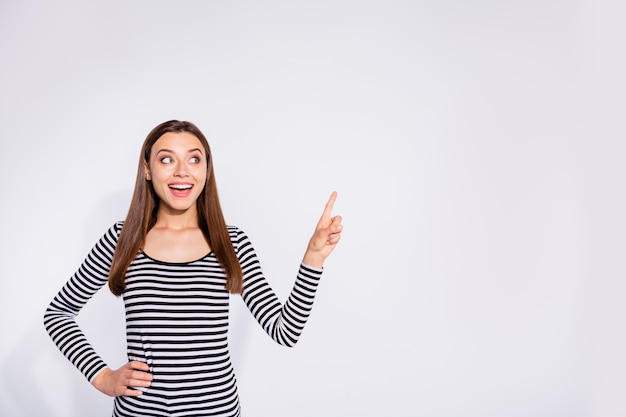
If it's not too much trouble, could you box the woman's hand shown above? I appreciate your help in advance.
[92,361,153,397]
[302,191,343,269]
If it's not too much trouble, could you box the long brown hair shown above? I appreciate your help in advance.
[108,120,243,296]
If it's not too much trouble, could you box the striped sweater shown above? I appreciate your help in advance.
[44,222,323,417]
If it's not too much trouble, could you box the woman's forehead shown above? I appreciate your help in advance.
[152,131,205,153]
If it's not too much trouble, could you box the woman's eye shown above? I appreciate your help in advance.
[160,156,173,164]
[190,156,201,164]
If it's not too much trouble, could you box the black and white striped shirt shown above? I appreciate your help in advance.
[44,222,323,417]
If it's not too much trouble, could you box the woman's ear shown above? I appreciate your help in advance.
[144,162,151,181]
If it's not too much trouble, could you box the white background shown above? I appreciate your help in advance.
[0,1,624,416]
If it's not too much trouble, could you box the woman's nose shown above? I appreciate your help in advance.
[174,162,189,177]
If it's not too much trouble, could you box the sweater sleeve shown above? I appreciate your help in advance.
[43,222,123,382]
[233,227,324,347]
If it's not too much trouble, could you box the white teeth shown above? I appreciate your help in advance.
[169,184,192,190]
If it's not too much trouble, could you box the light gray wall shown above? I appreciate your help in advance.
[0,0,623,416]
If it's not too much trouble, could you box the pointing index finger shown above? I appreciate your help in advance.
[321,191,338,219]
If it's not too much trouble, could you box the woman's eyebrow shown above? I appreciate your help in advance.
[155,148,203,155]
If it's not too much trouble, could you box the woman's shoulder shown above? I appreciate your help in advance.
[113,220,125,234]
[226,225,252,248]
[102,220,125,241]
[88,221,125,252]
[226,224,242,240]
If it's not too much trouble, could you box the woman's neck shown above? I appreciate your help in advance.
[154,205,200,230]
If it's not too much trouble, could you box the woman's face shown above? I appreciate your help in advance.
[145,131,208,216]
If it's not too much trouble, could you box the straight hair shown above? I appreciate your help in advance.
[108,120,243,296]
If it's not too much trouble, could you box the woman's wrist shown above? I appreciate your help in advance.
[302,251,324,269]
[92,367,111,392]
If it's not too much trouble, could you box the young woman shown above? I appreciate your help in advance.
[44,120,343,417]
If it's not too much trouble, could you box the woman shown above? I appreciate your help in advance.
[44,120,343,417]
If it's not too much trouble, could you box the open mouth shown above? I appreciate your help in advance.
[169,184,193,190]
[168,183,193,197]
